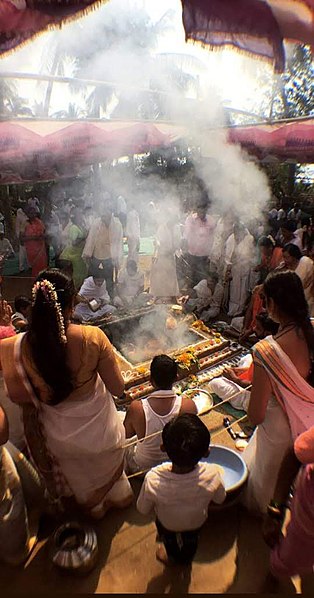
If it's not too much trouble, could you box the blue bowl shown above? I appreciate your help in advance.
[202,444,248,493]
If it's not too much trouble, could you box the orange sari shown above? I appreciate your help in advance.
[24,218,47,278]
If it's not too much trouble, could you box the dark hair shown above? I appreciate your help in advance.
[28,269,76,405]
[282,243,302,260]
[14,295,31,313]
[281,220,297,233]
[258,235,275,248]
[150,354,178,389]
[263,271,314,383]
[162,414,210,468]
[127,259,137,271]
[255,313,279,336]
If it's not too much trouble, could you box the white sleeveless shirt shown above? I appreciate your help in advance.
[134,390,182,470]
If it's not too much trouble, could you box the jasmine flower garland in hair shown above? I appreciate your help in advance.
[32,279,67,344]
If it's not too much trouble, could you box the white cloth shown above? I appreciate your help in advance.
[74,276,116,322]
[132,391,182,471]
[11,311,28,329]
[15,209,28,238]
[126,209,140,240]
[225,231,255,317]
[137,461,226,531]
[118,268,144,301]
[209,377,250,411]
[117,195,127,215]
[242,396,293,514]
[0,238,14,258]
[0,373,25,450]
[295,256,314,312]
[184,213,216,257]
[39,375,126,504]
[150,224,180,297]
[82,217,123,263]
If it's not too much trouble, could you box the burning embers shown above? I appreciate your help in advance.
[106,305,204,366]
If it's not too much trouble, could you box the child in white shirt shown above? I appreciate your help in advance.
[137,413,226,565]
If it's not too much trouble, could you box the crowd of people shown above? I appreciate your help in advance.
[0,190,313,583]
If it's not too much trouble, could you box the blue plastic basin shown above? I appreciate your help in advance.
[202,444,248,493]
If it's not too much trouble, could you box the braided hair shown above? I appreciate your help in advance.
[263,270,314,385]
[29,269,75,405]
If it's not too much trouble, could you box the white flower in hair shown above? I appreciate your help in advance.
[32,279,67,344]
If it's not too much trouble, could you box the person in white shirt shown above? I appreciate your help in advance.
[74,272,117,322]
[0,223,14,270]
[198,272,224,322]
[280,221,303,251]
[116,195,127,231]
[82,202,123,298]
[183,199,216,287]
[137,413,226,565]
[224,222,256,317]
[15,208,29,272]
[126,202,140,262]
[116,259,145,306]
[11,295,31,332]
[288,203,302,223]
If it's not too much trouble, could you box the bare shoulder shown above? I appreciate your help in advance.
[180,397,197,414]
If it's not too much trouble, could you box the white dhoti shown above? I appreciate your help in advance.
[209,377,250,411]
[150,255,179,297]
[127,237,140,263]
[74,302,117,322]
[241,397,293,514]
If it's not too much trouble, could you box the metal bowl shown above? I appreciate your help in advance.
[50,522,98,575]
[183,388,214,415]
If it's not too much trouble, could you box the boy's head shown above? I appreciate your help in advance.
[14,295,32,317]
[150,354,178,390]
[162,413,210,469]
[126,259,137,276]
[254,312,279,338]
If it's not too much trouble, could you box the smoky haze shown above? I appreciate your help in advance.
[1,0,271,246]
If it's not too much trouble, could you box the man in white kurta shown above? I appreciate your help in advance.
[15,208,29,272]
[82,205,123,299]
[225,223,256,317]
[150,218,181,299]
[126,206,140,263]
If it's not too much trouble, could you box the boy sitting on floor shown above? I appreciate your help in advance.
[123,355,196,474]
[137,413,226,566]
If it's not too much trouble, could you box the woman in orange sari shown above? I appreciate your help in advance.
[0,269,133,518]
[22,208,48,278]
[240,236,283,340]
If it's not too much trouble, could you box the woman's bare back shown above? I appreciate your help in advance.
[274,327,311,380]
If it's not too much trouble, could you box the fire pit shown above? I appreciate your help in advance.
[101,305,205,366]
[97,305,231,400]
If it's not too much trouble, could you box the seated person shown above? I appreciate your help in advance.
[11,295,31,332]
[181,272,223,321]
[114,259,146,307]
[73,271,117,322]
[198,272,224,321]
[123,354,197,473]
[210,314,279,411]
[180,274,213,314]
[137,413,226,565]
